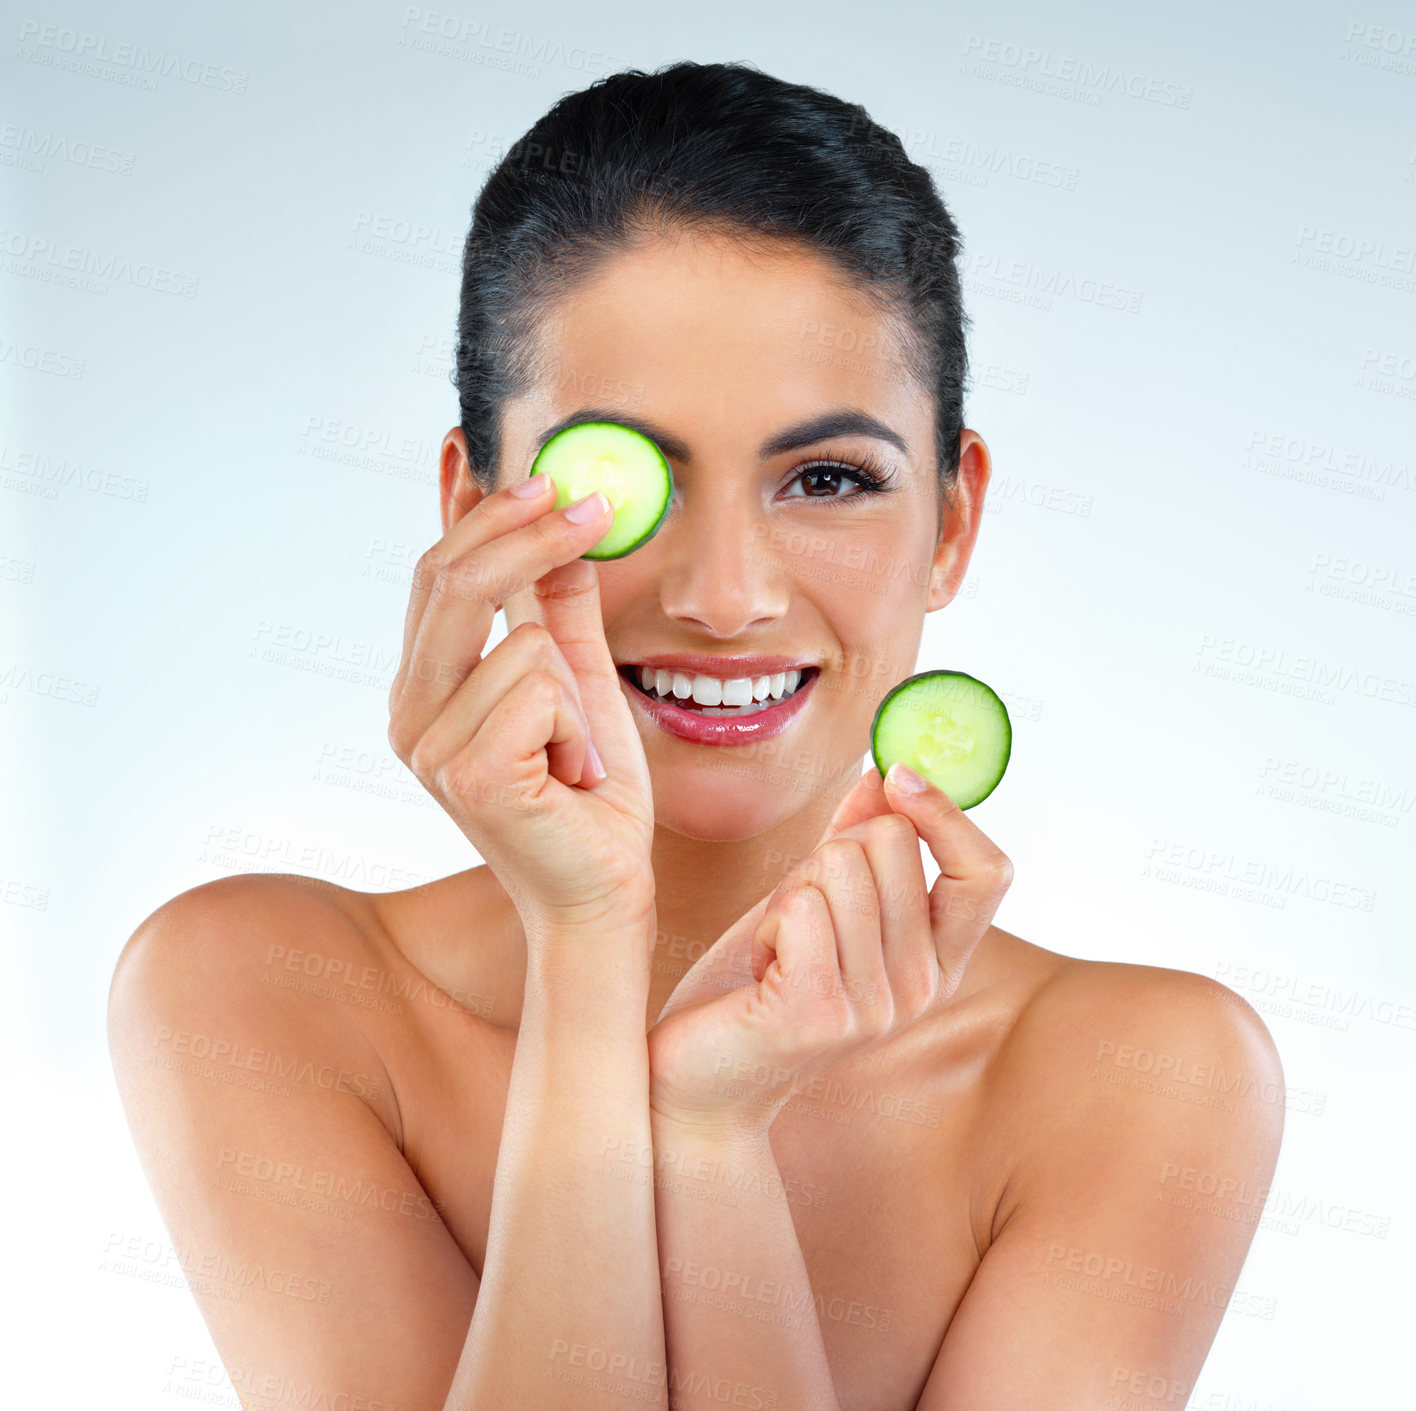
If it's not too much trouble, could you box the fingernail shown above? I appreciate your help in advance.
[565,490,609,523]
[885,761,928,794]
[512,473,550,498]
[584,738,607,782]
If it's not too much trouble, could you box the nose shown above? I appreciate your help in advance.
[651,485,791,638]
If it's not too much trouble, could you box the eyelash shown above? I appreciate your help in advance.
[784,449,899,505]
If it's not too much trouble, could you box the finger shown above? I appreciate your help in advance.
[525,546,635,786]
[655,894,774,1024]
[819,765,891,843]
[391,482,612,746]
[754,883,839,1015]
[397,473,588,657]
[881,764,1015,984]
[834,812,936,1017]
[795,839,888,1016]
[882,764,1011,881]
[408,622,593,792]
[394,474,554,700]
[422,666,591,819]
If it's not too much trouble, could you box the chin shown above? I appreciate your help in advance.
[651,763,807,842]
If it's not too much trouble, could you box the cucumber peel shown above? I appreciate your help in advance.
[526,421,673,560]
[870,670,1011,809]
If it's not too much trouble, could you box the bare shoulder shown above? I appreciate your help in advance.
[107,872,402,1144]
[109,870,387,1013]
[1007,951,1285,1090]
[105,873,479,1410]
[986,947,1286,1235]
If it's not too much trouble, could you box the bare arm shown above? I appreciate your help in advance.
[914,969,1287,1408]
[447,932,668,1409]
[108,877,668,1411]
[650,1114,841,1411]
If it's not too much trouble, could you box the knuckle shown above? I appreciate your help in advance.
[778,881,818,910]
[435,753,482,805]
[512,619,558,665]
[872,813,920,847]
[523,666,563,707]
[412,547,447,589]
[518,513,566,571]
[984,854,1015,888]
[810,837,865,884]
[407,736,439,784]
[432,560,487,604]
[539,504,580,546]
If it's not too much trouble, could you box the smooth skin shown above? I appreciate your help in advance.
[108,227,1285,1411]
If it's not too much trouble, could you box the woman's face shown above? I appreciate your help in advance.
[456,228,989,842]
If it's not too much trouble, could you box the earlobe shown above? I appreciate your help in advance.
[924,561,955,613]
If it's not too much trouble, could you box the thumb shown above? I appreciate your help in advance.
[655,891,773,1022]
[819,763,891,842]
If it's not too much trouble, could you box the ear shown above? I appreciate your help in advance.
[439,427,486,535]
[926,429,992,612]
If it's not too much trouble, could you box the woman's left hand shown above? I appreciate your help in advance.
[646,762,1015,1137]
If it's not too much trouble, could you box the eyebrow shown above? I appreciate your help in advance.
[532,407,910,463]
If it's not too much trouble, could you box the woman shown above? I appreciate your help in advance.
[108,60,1285,1411]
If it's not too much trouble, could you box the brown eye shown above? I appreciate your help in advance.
[782,455,897,504]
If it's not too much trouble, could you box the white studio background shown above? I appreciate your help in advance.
[4,2,1413,1405]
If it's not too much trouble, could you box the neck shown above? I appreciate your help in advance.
[375,772,867,1032]
[643,779,853,1023]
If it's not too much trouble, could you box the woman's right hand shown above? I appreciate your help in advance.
[387,473,657,945]
[647,765,1014,1135]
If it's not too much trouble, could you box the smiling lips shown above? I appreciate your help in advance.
[617,662,820,744]
[627,664,807,710]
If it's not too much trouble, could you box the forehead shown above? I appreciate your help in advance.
[506,230,929,460]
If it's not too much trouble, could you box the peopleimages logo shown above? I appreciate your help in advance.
[0,122,137,177]
[959,35,1193,108]
[1339,21,1416,78]
[960,250,1143,314]
[14,19,249,94]
[396,8,622,79]
[0,226,199,298]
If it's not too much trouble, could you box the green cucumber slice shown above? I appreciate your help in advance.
[870,670,1011,809]
[526,421,673,560]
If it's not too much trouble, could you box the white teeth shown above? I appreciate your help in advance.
[690,676,723,707]
[629,665,809,710]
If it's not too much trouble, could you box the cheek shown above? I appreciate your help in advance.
[828,617,918,716]
[590,562,649,623]
[805,543,933,713]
